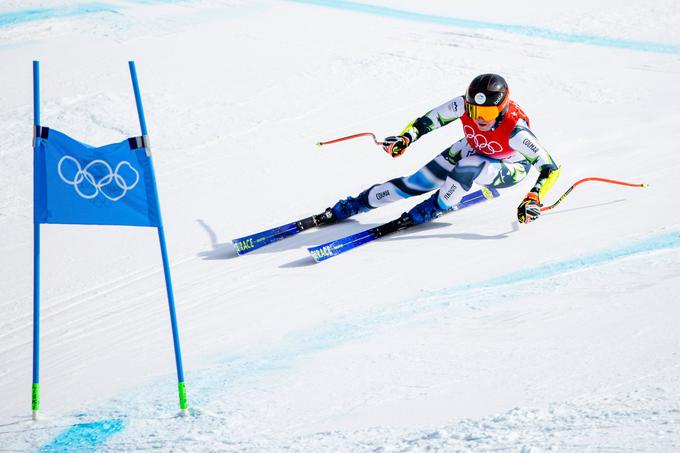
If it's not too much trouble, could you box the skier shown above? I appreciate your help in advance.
[322,73,561,225]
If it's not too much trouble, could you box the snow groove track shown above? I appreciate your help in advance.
[0,252,197,359]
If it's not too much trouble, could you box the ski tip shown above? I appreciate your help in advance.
[307,245,337,262]
[232,238,256,255]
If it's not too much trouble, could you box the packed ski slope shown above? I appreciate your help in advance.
[1,0,680,451]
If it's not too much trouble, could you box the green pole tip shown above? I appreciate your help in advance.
[315,141,322,147]
[32,383,40,412]
[178,382,188,410]
[31,384,40,421]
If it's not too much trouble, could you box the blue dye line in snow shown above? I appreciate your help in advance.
[39,419,124,453]
[0,4,117,28]
[445,229,680,294]
[288,0,680,55]
[0,1,185,28]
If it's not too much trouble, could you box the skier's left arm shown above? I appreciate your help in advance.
[510,125,561,223]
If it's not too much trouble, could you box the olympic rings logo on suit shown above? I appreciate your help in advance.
[57,155,140,202]
[463,125,503,155]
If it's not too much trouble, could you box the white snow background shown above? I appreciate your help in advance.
[1,0,680,451]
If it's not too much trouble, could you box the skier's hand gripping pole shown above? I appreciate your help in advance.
[316,132,412,158]
[541,177,648,213]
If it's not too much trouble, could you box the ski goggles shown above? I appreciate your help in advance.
[465,103,501,121]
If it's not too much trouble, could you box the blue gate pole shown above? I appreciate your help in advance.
[32,60,41,421]
[128,61,188,416]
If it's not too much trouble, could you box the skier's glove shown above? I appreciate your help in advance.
[382,135,411,158]
[517,192,542,224]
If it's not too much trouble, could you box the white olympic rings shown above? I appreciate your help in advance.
[57,155,140,202]
[463,125,504,155]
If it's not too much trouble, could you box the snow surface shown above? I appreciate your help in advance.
[1,0,680,451]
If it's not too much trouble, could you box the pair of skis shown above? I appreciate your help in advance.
[232,187,500,263]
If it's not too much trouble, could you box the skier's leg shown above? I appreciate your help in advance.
[438,154,530,207]
[407,153,531,224]
[329,139,469,221]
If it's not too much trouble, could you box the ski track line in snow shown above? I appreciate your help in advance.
[0,253,197,358]
[288,0,680,55]
[35,229,680,451]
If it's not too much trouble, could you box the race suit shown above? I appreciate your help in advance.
[358,95,561,211]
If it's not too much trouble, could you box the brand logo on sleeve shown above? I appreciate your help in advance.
[375,190,390,200]
[443,184,457,201]
[522,138,539,153]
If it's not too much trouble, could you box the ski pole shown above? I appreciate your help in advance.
[316,132,385,147]
[541,177,648,212]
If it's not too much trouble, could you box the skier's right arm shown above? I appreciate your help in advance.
[400,96,466,142]
[382,96,465,158]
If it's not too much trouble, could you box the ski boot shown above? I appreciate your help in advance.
[407,193,446,225]
[314,193,373,226]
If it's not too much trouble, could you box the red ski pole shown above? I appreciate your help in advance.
[541,177,648,212]
[316,132,385,147]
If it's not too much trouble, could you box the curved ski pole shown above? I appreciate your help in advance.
[541,177,648,212]
[316,132,385,147]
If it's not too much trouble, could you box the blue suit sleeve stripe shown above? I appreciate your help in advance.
[390,177,430,196]
[425,160,450,180]
[394,188,411,199]
[406,171,438,191]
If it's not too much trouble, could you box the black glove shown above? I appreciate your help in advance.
[517,192,542,224]
[382,135,411,158]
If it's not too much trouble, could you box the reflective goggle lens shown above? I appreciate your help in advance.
[465,103,500,121]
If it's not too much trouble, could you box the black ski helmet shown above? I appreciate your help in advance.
[465,74,509,120]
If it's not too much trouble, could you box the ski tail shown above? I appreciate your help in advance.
[308,187,500,262]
